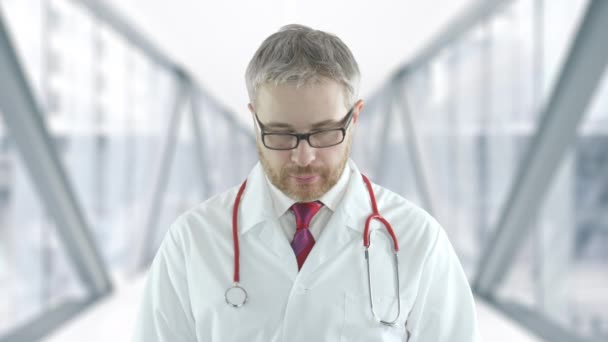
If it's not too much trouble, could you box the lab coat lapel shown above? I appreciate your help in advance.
[300,160,371,277]
[238,163,271,233]
[256,219,298,279]
[239,163,298,280]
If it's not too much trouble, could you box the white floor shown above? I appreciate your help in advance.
[43,273,540,341]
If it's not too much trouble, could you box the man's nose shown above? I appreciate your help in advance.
[291,138,316,166]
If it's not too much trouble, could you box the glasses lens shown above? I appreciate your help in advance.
[309,129,344,148]
[264,134,298,150]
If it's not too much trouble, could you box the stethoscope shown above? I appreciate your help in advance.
[224,174,402,326]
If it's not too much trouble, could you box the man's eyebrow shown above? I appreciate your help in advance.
[264,118,340,130]
[311,119,341,129]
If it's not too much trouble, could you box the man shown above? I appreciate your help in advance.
[133,24,480,341]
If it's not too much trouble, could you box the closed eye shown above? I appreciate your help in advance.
[265,129,297,134]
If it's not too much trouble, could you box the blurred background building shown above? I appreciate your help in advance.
[0,0,606,341]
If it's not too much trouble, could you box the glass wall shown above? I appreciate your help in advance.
[498,69,608,340]
[2,0,605,340]
[0,0,253,339]
[0,0,82,336]
[0,127,87,336]
[355,0,607,340]
[195,96,257,196]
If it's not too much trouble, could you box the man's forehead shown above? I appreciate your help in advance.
[261,114,344,130]
[258,77,330,94]
[257,79,344,105]
[255,82,346,126]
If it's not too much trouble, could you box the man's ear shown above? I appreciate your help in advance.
[353,99,364,124]
[248,103,257,130]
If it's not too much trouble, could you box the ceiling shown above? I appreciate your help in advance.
[104,0,475,121]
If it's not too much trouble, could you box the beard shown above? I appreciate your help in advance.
[258,136,352,202]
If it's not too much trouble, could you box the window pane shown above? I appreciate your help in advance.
[498,67,608,340]
[392,0,589,281]
[197,99,255,195]
[0,116,86,337]
[1,0,88,337]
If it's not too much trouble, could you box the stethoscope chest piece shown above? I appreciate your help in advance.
[225,283,248,308]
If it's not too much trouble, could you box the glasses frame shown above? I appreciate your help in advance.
[253,106,355,151]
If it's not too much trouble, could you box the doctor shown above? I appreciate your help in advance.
[133,24,480,341]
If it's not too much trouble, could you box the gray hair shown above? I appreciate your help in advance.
[245,24,360,109]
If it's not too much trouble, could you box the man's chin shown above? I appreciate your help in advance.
[284,183,324,202]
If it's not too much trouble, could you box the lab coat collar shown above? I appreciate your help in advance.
[319,162,352,212]
[238,162,275,235]
[339,159,373,233]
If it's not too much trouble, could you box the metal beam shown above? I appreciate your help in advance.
[474,0,608,296]
[373,84,395,182]
[189,84,212,199]
[399,0,512,74]
[74,0,180,74]
[136,73,189,270]
[0,8,112,296]
[191,83,256,143]
[0,299,94,342]
[364,1,513,111]
[368,1,517,184]
[74,0,246,139]
[392,72,437,215]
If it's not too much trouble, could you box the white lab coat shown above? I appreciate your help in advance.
[132,160,480,341]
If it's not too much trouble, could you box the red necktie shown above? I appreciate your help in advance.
[290,201,323,270]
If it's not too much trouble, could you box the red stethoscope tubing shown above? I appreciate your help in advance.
[361,174,399,251]
[232,180,248,283]
[230,174,399,284]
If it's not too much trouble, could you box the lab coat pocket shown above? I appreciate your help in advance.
[341,292,410,342]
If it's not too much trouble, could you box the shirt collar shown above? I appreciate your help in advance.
[238,159,368,236]
[264,162,352,217]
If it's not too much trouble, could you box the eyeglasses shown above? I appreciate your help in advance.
[254,107,355,150]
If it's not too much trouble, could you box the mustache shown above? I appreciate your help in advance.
[283,165,325,176]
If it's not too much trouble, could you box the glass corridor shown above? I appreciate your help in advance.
[0,0,607,341]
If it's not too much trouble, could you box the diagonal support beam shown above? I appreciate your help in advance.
[74,0,242,136]
[399,0,513,74]
[474,0,608,296]
[0,8,112,297]
[191,84,256,143]
[0,299,94,342]
[136,72,189,270]
[392,72,437,215]
[189,87,212,199]
[374,84,396,181]
[74,0,178,73]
